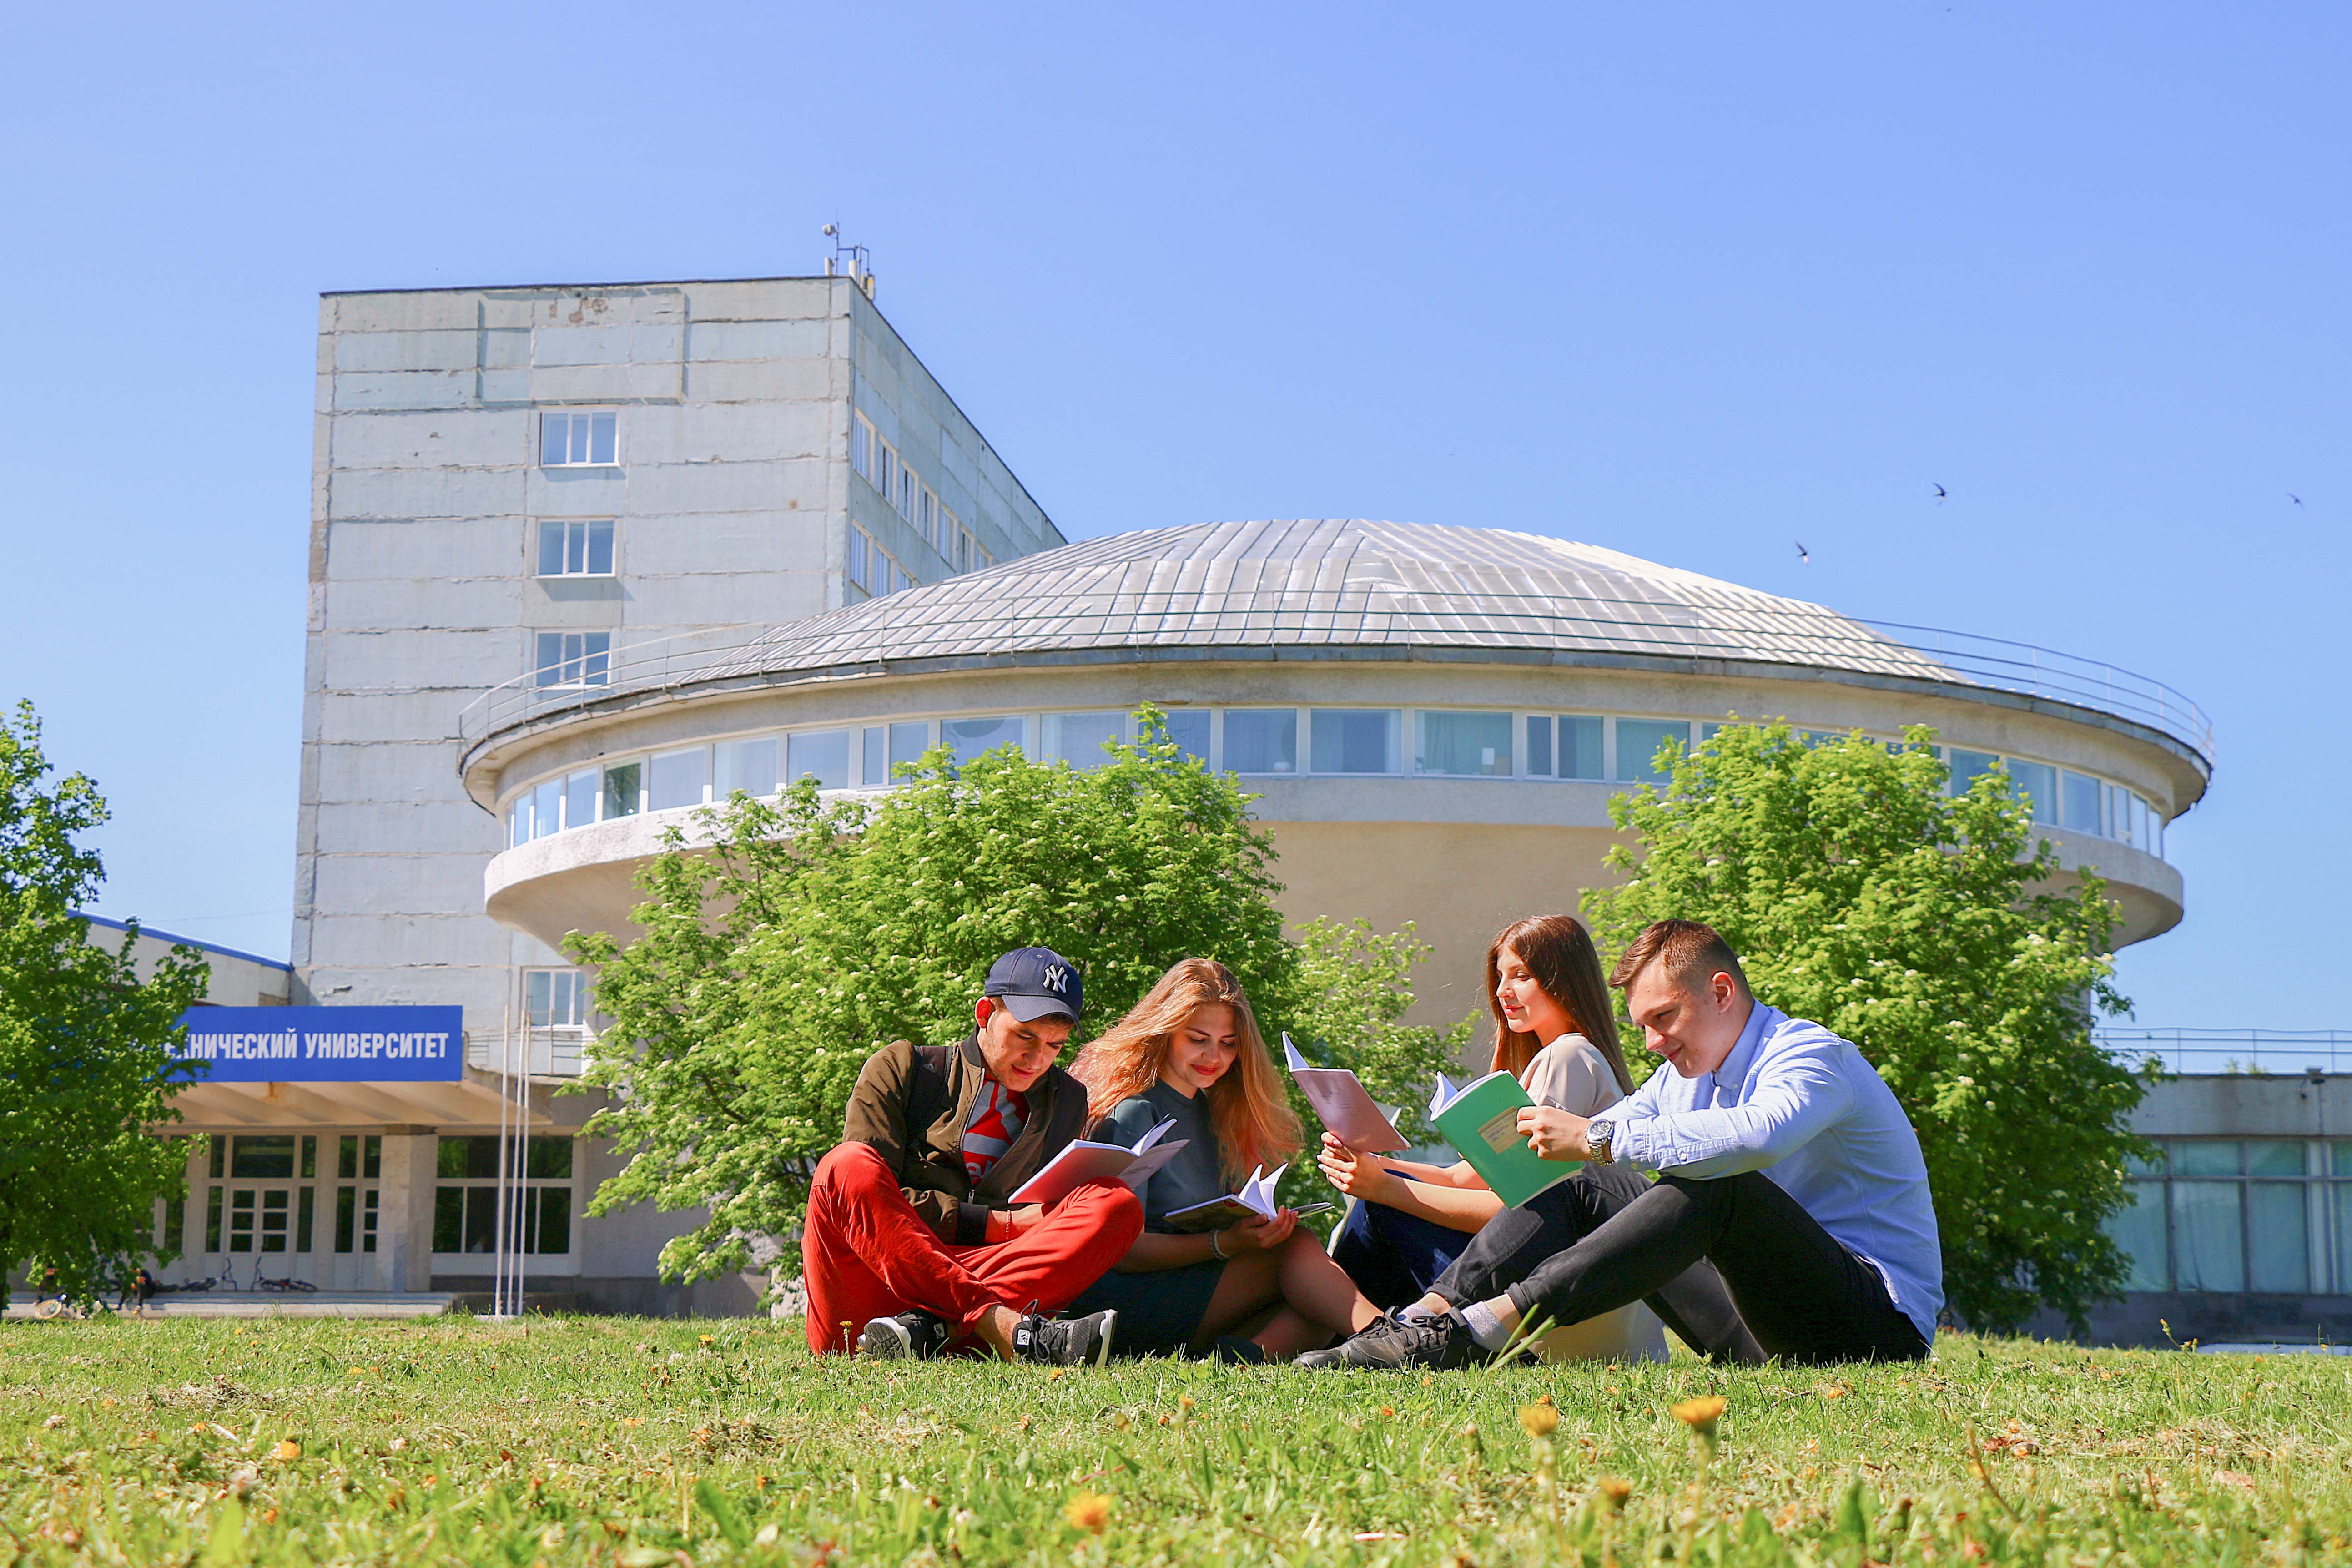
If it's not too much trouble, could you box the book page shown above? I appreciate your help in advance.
[1285,1035,1410,1152]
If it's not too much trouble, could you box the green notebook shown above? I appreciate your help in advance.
[1427,1071,1582,1208]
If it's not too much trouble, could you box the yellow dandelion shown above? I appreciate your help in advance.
[1599,1476,1632,1511]
[272,1439,302,1462]
[1064,1490,1113,1534]
[1520,1402,1561,1439]
[699,1334,715,1346]
[1670,1395,1727,1437]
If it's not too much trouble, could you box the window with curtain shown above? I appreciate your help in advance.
[1222,710,1297,774]
[1613,719,1690,785]
[1415,711,1511,777]
[2105,1139,2333,1296]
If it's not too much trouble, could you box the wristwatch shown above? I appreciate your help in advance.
[1586,1119,1616,1166]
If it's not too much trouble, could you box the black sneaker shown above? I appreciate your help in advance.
[1012,1306,1118,1366]
[1295,1311,1482,1371]
[860,1309,951,1360]
[1210,1335,1266,1365]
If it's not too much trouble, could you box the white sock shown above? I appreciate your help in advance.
[1460,1300,1516,1352]
[1399,1301,1445,1324]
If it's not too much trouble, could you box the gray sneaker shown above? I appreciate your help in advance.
[1296,1310,1481,1371]
[860,1309,951,1360]
[1012,1306,1118,1366]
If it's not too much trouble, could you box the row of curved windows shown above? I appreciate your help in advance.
[503,705,2166,858]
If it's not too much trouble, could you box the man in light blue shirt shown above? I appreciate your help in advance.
[1303,919,1941,1369]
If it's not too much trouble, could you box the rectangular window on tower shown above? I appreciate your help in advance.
[537,519,616,577]
[525,968,591,1030]
[534,632,612,689]
[539,411,619,467]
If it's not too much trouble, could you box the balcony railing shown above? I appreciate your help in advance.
[2100,1029,2352,1077]
[453,594,2215,771]
[466,1028,588,1079]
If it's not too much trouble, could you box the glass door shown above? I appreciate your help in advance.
[194,1134,322,1287]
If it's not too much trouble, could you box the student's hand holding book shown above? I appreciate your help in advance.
[1315,1131,1406,1205]
[1516,1105,1593,1162]
[1216,1209,1298,1254]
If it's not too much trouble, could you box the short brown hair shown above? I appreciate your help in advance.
[1608,919,1750,998]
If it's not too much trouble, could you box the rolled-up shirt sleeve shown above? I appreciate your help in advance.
[1589,1038,1855,1178]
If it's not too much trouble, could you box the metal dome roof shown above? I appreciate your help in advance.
[458,519,2214,776]
[704,518,1938,680]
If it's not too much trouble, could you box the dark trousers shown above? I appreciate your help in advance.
[1341,1173,1763,1363]
[1434,1165,1926,1366]
[1330,1190,1473,1311]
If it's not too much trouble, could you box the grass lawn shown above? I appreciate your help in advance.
[4,1315,2347,1565]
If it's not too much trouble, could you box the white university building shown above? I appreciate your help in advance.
[132,272,2350,1344]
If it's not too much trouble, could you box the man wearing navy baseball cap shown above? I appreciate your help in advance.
[798,946,1141,1366]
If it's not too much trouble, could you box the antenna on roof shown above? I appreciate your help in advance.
[821,223,875,299]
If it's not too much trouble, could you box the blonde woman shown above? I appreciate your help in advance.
[1067,959,1383,1361]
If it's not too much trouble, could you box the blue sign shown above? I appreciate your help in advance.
[173,1007,466,1083]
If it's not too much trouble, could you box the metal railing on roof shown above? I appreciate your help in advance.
[453,590,2215,769]
[2100,1029,2352,1077]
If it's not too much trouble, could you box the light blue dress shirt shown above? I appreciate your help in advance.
[1587,1001,1944,1341]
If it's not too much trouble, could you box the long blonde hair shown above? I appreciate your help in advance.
[1071,958,1300,1185]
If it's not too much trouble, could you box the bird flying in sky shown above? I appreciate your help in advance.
[1933,484,1948,501]
[2289,492,2303,507]
[1795,541,1810,564]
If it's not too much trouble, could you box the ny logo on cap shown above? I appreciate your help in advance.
[1043,964,1070,993]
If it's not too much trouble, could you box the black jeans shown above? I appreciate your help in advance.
[1434,1165,1927,1366]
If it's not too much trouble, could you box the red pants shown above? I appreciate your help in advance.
[801,1141,1144,1355]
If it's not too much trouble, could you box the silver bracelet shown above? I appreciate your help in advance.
[1209,1230,1228,1260]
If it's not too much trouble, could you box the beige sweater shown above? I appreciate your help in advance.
[1519,1034,1627,1117]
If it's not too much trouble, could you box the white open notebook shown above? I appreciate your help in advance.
[1008,1117,1189,1207]
[1162,1161,1332,1231]
[1284,1034,1411,1153]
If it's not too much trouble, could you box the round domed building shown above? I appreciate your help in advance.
[462,518,2206,1027]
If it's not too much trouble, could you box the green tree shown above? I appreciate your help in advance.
[1584,718,2149,1334]
[0,701,209,1304]
[567,707,1462,1284]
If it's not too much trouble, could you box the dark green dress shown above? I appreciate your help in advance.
[1065,1080,1233,1355]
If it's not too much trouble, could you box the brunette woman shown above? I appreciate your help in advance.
[1319,914,1680,1360]
[1066,958,1383,1360]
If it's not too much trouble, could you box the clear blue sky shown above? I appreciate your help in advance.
[4,3,2344,1025]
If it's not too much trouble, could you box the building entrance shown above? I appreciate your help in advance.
[177,1133,386,1291]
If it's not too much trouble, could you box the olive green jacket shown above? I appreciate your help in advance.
[840,1033,1089,1245]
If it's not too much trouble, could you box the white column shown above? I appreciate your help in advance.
[377,1133,435,1291]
